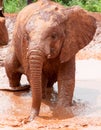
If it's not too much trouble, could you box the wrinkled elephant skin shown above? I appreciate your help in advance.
[5,0,96,121]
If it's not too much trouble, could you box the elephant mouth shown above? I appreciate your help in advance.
[47,54,52,59]
[47,53,59,59]
[47,48,60,59]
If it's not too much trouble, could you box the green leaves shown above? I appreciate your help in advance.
[4,0,26,13]
[67,0,101,12]
[3,0,101,13]
[84,0,101,12]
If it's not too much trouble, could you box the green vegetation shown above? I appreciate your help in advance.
[4,0,27,13]
[3,0,101,13]
[68,0,101,12]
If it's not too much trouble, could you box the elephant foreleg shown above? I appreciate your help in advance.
[5,48,22,89]
[57,57,75,107]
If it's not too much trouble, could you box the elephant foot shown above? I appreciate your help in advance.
[21,108,39,124]
[53,105,74,119]
[0,85,30,92]
[10,85,30,91]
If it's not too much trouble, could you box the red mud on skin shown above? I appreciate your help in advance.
[0,13,101,130]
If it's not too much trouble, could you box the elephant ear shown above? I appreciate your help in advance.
[60,6,96,63]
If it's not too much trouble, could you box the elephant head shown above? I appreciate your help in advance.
[7,0,96,121]
[0,0,8,46]
[24,2,96,62]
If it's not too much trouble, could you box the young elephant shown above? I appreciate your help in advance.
[5,0,96,121]
[0,0,8,46]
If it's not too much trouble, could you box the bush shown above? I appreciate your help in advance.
[68,0,101,12]
[4,0,26,13]
[3,0,101,13]
[84,0,101,12]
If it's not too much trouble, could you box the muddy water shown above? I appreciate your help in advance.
[0,60,101,129]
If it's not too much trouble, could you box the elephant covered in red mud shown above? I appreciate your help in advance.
[5,0,96,121]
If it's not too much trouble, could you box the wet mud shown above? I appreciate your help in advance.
[0,13,101,129]
[0,66,101,130]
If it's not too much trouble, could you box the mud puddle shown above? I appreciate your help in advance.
[0,59,101,129]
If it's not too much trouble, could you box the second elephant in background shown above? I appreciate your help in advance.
[0,0,8,45]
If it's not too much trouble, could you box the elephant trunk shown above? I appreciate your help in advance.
[28,49,44,119]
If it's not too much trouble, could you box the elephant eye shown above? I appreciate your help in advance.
[51,33,58,41]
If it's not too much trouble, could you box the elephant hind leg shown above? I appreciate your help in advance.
[42,73,57,99]
[47,74,57,88]
[42,73,56,100]
[42,74,52,99]
[42,74,48,99]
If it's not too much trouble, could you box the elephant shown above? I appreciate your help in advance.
[0,0,8,45]
[0,0,3,8]
[4,0,96,121]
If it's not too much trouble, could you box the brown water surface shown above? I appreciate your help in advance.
[0,67,101,129]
